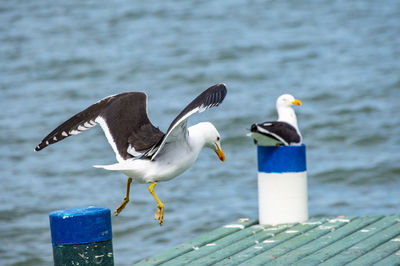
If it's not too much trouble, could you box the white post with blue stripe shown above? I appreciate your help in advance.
[257,145,308,225]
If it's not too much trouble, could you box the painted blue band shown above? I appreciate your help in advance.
[257,144,306,173]
[49,206,112,245]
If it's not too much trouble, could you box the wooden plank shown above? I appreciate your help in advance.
[373,249,400,266]
[135,214,400,266]
[186,222,296,266]
[231,217,354,266]
[347,234,400,266]
[293,214,398,266]
[263,215,382,266]
[320,218,400,265]
[133,218,256,265]
[210,218,324,266]
[194,219,321,266]
[160,223,287,266]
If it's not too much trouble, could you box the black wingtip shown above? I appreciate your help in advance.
[208,83,226,91]
[250,123,258,132]
[34,144,44,152]
[214,83,227,93]
[209,83,227,103]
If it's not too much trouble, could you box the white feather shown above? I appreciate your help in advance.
[96,116,124,162]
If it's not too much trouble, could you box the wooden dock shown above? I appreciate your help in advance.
[134,214,400,265]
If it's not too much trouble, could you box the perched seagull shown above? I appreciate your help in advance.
[248,94,302,146]
[35,83,227,225]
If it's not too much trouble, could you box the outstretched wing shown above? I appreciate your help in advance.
[250,121,301,146]
[146,83,227,160]
[35,92,164,162]
[34,95,113,152]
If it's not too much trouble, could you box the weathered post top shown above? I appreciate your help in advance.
[49,206,114,265]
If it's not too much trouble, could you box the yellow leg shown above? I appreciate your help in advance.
[114,177,133,216]
[149,182,164,226]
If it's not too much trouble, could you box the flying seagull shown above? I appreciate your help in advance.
[248,94,302,146]
[35,83,227,225]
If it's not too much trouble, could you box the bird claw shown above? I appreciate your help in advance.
[114,197,129,216]
[154,205,164,225]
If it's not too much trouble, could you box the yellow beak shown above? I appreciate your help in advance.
[215,144,225,162]
[292,99,302,106]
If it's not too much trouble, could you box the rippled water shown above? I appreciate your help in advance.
[1,0,400,265]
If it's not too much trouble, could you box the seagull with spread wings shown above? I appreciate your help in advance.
[35,83,227,225]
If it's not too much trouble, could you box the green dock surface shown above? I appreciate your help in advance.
[134,214,400,266]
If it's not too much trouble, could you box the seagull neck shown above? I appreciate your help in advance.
[278,107,298,128]
[187,124,208,151]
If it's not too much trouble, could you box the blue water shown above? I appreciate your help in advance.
[1,0,400,265]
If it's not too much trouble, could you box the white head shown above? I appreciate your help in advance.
[276,94,302,127]
[189,122,225,162]
[276,94,301,109]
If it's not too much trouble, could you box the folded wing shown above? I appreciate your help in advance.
[250,121,301,146]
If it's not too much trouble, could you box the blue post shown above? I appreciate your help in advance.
[49,206,114,265]
[257,145,308,225]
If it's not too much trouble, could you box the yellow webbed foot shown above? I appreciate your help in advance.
[154,204,164,225]
[114,197,129,216]
[114,177,133,216]
[149,182,165,226]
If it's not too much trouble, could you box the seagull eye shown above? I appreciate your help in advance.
[217,136,220,141]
